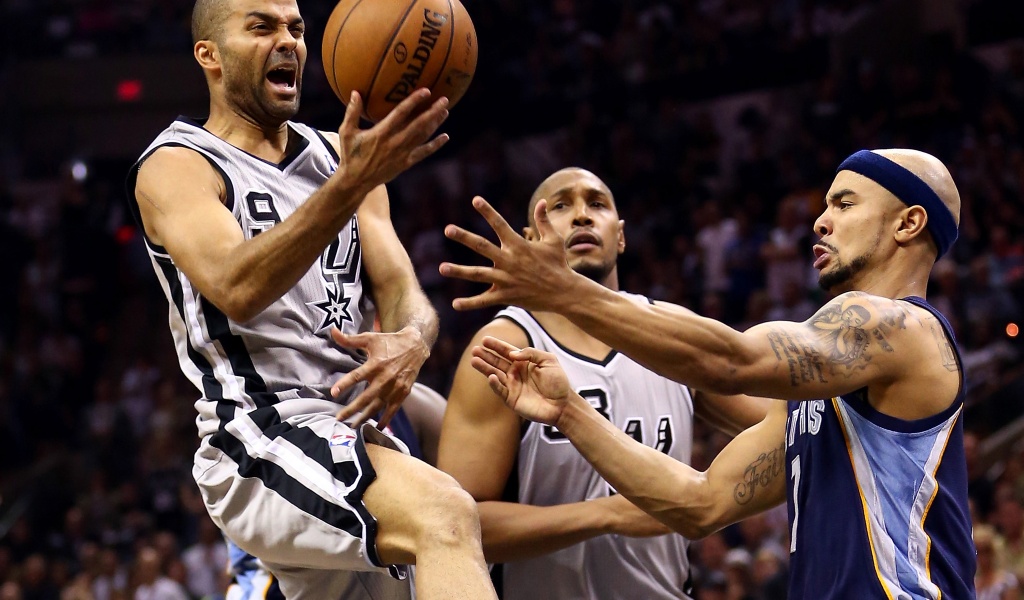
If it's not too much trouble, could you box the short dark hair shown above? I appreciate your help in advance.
[192,0,231,44]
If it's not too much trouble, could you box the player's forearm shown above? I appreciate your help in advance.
[556,277,753,394]
[556,393,718,539]
[212,176,369,322]
[477,500,612,563]
[376,285,439,349]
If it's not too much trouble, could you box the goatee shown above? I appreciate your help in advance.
[818,254,869,292]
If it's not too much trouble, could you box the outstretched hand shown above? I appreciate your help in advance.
[439,197,578,312]
[331,326,430,429]
[470,336,573,426]
[336,90,449,192]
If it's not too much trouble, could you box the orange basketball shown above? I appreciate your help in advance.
[322,0,478,123]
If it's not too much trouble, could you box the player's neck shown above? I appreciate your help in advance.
[204,103,292,162]
[842,258,931,300]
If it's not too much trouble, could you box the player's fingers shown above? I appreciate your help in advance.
[479,336,523,361]
[339,91,364,136]
[438,262,502,285]
[330,327,371,349]
[336,387,380,424]
[509,346,551,365]
[406,133,450,167]
[471,196,521,245]
[533,199,562,244]
[348,402,380,428]
[470,348,511,376]
[377,403,401,431]
[407,96,450,138]
[377,88,432,133]
[331,364,370,397]
[451,291,504,312]
[486,374,510,400]
[442,225,503,262]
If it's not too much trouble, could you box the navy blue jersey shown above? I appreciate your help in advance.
[784,297,976,599]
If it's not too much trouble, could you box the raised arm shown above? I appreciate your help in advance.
[438,320,669,563]
[133,90,448,323]
[442,199,940,408]
[472,337,789,539]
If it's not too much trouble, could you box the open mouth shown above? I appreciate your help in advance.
[812,244,831,269]
[266,66,297,91]
[566,230,601,250]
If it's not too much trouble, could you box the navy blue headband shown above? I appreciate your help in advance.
[836,150,958,258]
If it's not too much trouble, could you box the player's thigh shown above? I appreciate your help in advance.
[194,405,409,574]
[362,438,480,565]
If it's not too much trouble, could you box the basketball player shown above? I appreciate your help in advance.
[442,149,977,598]
[127,0,495,598]
[438,168,769,599]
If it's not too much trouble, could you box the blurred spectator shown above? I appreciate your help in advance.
[130,548,187,600]
[762,198,811,305]
[180,519,228,599]
[975,524,1020,600]
[968,431,998,521]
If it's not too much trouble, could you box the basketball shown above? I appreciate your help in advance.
[322,0,478,123]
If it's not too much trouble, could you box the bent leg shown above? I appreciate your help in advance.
[363,442,496,600]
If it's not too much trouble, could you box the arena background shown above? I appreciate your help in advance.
[2,0,1024,598]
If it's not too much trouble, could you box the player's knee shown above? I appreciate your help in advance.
[413,472,481,549]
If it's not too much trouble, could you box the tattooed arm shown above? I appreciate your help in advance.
[554,401,791,539]
[555,289,933,403]
[474,334,792,539]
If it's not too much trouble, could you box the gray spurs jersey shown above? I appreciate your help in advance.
[127,117,375,438]
[496,299,695,600]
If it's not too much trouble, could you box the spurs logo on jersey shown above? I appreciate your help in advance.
[496,298,696,600]
[127,117,376,434]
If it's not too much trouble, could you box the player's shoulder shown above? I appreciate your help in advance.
[136,145,221,193]
[475,312,532,349]
[810,291,934,329]
[316,129,341,153]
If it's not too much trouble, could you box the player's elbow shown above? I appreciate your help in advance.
[213,288,267,323]
[685,509,729,540]
[695,346,763,396]
[693,363,747,396]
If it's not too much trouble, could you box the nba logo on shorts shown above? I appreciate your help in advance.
[330,433,356,448]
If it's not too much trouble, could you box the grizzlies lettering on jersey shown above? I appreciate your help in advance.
[497,297,695,600]
[785,297,975,599]
[127,117,376,436]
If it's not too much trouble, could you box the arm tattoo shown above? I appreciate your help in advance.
[928,321,959,372]
[769,292,914,387]
[734,442,786,505]
[767,328,827,386]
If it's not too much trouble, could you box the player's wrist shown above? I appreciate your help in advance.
[327,167,375,210]
[553,391,590,438]
[398,325,431,356]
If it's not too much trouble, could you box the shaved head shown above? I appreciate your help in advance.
[873,148,961,226]
[192,0,232,44]
[528,167,615,226]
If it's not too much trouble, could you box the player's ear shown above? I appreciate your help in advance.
[523,226,537,241]
[894,205,928,246]
[617,219,626,254]
[195,40,220,71]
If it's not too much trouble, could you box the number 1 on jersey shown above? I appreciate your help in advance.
[790,456,801,553]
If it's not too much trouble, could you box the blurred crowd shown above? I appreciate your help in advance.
[3,0,1024,599]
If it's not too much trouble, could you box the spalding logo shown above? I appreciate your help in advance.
[384,9,449,103]
[393,42,408,64]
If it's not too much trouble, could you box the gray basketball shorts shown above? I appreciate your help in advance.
[193,398,411,599]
